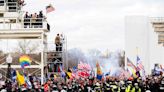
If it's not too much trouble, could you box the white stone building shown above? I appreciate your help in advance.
[125,16,164,74]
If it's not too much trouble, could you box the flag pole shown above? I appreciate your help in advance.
[125,51,127,70]
[136,47,139,65]
[23,68,25,75]
[136,47,139,56]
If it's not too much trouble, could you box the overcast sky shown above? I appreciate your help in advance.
[23,0,164,52]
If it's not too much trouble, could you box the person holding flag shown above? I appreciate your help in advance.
[16,71,25,86]
[136,56,146,80]
[127,58,137,78]
[24,76,32,89]
[135,47,146,80]
[96,62,103,80]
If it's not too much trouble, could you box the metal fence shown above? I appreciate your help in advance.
[0,18,50,31]
[0,1,20,12]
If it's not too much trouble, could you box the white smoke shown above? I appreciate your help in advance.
[67,48,124,76]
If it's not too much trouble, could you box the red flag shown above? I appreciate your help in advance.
[44,83,49,92]
[57,65,60,72]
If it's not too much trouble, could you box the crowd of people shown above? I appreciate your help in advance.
[0,74,164,92]
[24,11,45,28]
[43,75,164,92]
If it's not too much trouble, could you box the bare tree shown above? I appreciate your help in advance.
[15,39,40,54]
[67,48,85,68]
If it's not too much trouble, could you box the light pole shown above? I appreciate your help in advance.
[6,54,12,91]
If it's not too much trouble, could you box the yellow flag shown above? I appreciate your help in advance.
[16,71,25,85]
[96,62,103,80]
[96,62,103,75]
[54,74,57,79]
[66,72,72,78]
[127,66,137,78]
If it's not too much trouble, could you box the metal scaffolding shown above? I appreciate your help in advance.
[0,1,50,84]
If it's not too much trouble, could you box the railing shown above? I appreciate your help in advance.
[0,0,4,6]
[46,42,66,52]
[23,18,47,28]
[0,18,50,31]
[0,1,20,12]
[6,2,18,12]
[23,18,50,31]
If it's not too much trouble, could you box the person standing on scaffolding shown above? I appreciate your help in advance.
[60,34,64,51]
[55,34,61,51]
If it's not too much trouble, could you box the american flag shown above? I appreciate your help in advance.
[78,62,84,69]
[78,62,91,70]
[46,4,55,13]
[136,56,144,71]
